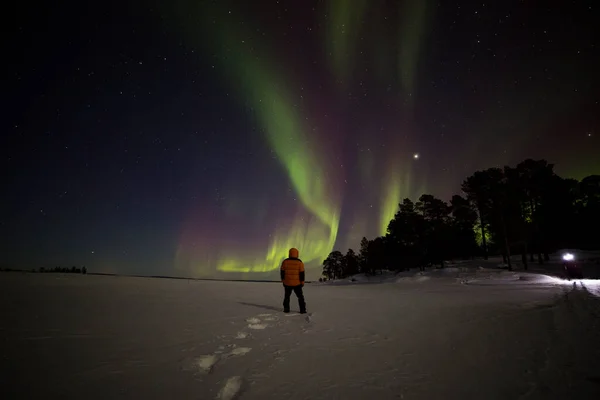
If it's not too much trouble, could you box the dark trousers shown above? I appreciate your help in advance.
[283,285,306,312]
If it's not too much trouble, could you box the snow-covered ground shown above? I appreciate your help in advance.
[2,269,600,399]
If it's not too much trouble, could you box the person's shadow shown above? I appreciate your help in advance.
[238,302,282,312]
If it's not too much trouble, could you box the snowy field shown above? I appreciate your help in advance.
[2,266,600,400]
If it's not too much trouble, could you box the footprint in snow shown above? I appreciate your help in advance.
[284,313,304,317]
[258,313,272,317]
[246,317,261,324]
[235,331,249,339]
[227,347,252,357]
[195,354,219,374]
[248,323,267,330]
[192,347,252,374]
[218,376,243,400]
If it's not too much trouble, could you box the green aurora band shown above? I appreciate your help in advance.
[172,0,431,277]
[398,0,430,100]
[174,2,339,275]
[380,169,406,236]
[323,0,431,98]
[323,0,431,235]
[324,0,369,84]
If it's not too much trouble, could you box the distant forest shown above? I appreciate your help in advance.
[0,266,87,274]
[322,159,599,280]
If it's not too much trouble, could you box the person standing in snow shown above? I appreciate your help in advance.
[280,247,307,314]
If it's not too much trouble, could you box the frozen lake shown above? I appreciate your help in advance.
[2,269,600,399]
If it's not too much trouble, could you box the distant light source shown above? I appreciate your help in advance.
[413,153,419,159]
[562,253,574,261]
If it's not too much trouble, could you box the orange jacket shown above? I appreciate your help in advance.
[280,248,305,286]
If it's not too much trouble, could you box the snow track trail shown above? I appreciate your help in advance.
[180,307,315,399]
[520,283,600,398]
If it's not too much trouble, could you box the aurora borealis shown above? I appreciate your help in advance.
[4,0,598,280]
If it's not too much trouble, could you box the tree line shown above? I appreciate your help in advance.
[40,266,88,274]
[322,159,599,280]
[0,266,88,274]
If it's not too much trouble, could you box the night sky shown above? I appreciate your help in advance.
[4,0,598,279]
